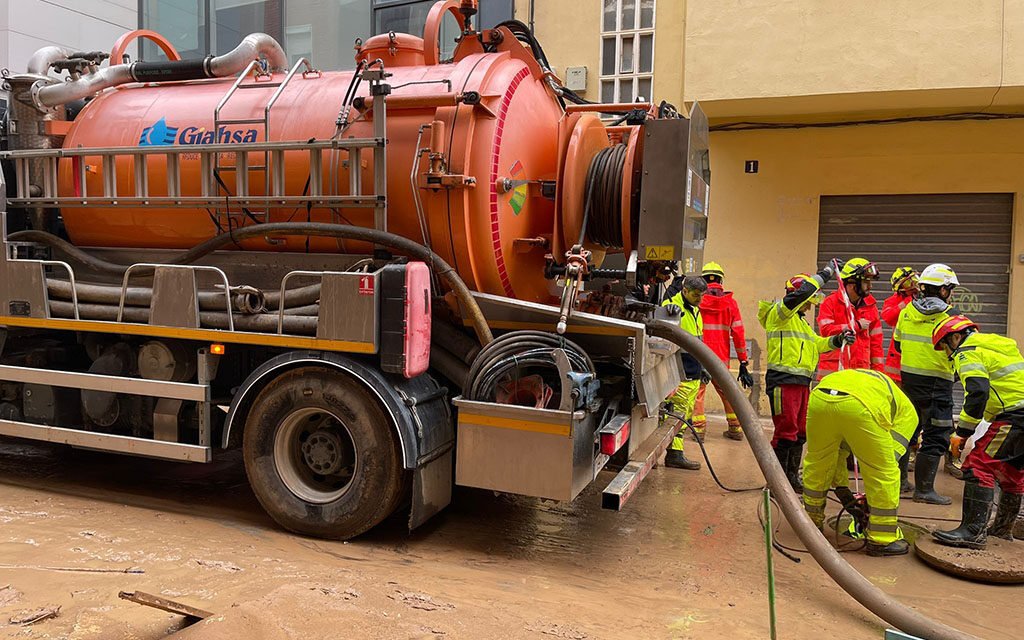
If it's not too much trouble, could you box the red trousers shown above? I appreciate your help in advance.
[963,421,1024,494]
[769,384,810,448]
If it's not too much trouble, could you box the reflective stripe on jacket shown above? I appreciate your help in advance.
[758,299,834,384]
[893,300,953,380]
[951,332,1024,433]
[817,291,884,375]
[700,282,748,362]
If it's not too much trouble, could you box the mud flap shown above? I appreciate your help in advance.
[409,445,454,530]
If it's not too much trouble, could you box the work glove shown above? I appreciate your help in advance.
[949,435,966,462]
[663,303,682,317]
[820,258,844,282]
[830,329,856,349]
[738,361,754,389]
[857,317,872,331]
[700,370,712,385]
[833,486,869,531]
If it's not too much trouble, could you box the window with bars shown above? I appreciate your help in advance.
[600,0,655,104]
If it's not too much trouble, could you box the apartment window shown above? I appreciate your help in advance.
[600,0,654,103]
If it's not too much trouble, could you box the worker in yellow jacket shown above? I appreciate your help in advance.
[892,263,959,505]
[802,369,918,557]
[932,316,1024,549]
[757,261,853,492]
[660,275,707,470]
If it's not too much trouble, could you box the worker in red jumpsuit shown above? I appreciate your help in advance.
[816,257,884,377]
[881,266,921,493]
[881,267,920,384]
[693,262,754,441]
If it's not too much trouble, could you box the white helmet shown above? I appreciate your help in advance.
[918,263,960,288]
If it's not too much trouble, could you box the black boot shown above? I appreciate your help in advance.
[773,444,799,492]
[866,539,910,557]
[664,449,700,470]
[787,445,804,494]
[988,491,1022,540]
[913,453,952,505]
[932,482,995,549]
[898,454,914,496]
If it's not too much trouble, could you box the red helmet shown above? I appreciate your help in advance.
[932,315,979,350]
[785,273,813,293]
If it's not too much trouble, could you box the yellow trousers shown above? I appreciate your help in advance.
[667,379,701,452]
[801,390,915,545]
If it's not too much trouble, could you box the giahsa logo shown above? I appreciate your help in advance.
[139,117,259,146]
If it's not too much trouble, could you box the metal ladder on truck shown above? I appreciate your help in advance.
[0,64,394,462]
[211,56,320,224]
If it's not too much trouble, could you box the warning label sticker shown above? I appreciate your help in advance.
[643,245,675,260]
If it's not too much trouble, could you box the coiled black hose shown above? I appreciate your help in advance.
[581,144,626,249]
[466,331,593,403]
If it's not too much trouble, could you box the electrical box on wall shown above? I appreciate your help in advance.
[565,66,587,91]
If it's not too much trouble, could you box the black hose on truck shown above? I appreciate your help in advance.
[645,319,978,640]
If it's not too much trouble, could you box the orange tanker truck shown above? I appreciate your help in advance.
[0,0,709,539]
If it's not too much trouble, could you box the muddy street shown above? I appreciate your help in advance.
[0,419,1018,640]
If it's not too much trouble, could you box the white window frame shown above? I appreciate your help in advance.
[599,0,656,104]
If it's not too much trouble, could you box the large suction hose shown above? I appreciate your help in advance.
[646,319,977,640]
[11,223,493,346]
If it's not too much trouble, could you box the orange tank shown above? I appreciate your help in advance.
[58,25,570,302]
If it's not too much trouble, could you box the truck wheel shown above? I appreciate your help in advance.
[242,366,407,539]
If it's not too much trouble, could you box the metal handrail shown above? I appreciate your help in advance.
[0,138,383,160]
[117,263,234,331]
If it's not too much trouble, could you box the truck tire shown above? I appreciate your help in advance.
[242,366,407,539]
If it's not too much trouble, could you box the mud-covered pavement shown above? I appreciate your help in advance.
[0,418,1018,640]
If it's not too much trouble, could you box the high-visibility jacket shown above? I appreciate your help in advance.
[893,298,954,380]
[758,293,836,388]
[699,282,748,363]
[950,332,1024,436]
[881,291,915,382]
[816,291,884,375]
[662,292,704,380]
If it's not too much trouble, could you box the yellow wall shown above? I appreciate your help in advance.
[514,0,686,107]
[704,119,1024,376]
[686,0,1019,117]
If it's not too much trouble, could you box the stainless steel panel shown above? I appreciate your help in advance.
[153,398,183,442]
[0,365,209,401]
[0,418,211,462]
[0,259,48,318]
[316,272,378,343]
[150,267,200,328]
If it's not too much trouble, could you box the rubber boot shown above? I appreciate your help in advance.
[724,425,744,441]
[988,491,1022,540]
[664,449,700,470]
[866,539,910,557]
[898,454,914,496]
[932,482,995,549]
[786,445,804,494]
[913,453,953,505]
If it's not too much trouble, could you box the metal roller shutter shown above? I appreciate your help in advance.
[817,193,1014,410]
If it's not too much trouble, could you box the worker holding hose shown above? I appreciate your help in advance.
[661,275,708,470]
[758,263,854,492]
[931,315,1024,549]
[693,261,752,441]
[892,263,960,505]
[802,368,918,556]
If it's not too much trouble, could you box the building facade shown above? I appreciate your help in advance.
[0,0,137,73]
[685,0,1023,358]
